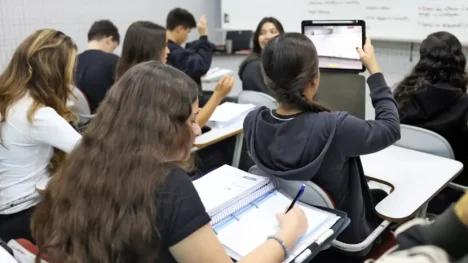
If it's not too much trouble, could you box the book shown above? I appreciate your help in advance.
[207,102,255,129]
[193,165,345,262]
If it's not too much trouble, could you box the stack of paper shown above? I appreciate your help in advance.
[207,102,255,128]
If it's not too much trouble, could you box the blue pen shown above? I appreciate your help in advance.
[286,184,306,213]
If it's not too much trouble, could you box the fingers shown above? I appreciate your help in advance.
[356,47,365,57]
[276,212,285,222]
[365,36,371,46]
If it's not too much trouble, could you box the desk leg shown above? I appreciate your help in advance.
[231,132,244,168]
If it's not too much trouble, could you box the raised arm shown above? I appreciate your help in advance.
[196,75,234,127]
[337,38,401,157]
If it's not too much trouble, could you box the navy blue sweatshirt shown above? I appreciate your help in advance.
[397,82,468,185]
[244,73,401,245]
[167,36,213,88]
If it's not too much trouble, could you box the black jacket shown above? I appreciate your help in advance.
[397,82,468,185]
[167,36,213,87]
[239,57,271,95]
[244,73,401,244]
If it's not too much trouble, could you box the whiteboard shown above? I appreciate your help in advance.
[221,0,468,44]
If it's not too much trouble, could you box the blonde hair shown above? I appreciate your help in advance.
[0,29,77,172]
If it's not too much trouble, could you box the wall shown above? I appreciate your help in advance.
[0,0,223,69]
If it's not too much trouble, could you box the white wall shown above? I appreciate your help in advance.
[0,0,223,69]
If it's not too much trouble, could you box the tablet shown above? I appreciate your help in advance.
[301,20,366,72]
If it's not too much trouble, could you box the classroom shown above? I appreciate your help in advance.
[0,0,467,262]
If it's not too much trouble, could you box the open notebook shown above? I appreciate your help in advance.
[193,165,343,262]
[207,102,255,128]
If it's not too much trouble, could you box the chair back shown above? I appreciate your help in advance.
[395,124,455,159]
[68,86,95,125]
[237,91,278,109]
[248,166,334,208]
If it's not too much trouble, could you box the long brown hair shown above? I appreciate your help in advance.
[31,61,199,263]
[0,29,77,172]
[115,21,167,79]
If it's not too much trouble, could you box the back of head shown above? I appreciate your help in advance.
[262,33,329,113]
[32,61,199,263]
[88,20,120,44]
[166,8,196,30]
[0,29,77,123]
[116,21,166,79]
[395,31,468,105]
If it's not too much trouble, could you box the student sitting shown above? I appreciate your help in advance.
[166,8,212,90]
[394,31,468,187]
[75,20,120,113]
[243,34,400,250]
[0,29,82,242]
[31,61,308,263]
[115,20,232,127]
[239,17,285,94]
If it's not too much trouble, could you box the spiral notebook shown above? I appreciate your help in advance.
[193,165,346,262]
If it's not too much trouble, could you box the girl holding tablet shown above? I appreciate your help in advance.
[239,17,284,94]
[243,34,400,252]
[32,61,307,263]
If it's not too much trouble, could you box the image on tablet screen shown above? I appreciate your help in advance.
[303,25,362,70]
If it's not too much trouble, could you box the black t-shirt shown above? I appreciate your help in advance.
[75,50,119,113]
[155,165,211,262]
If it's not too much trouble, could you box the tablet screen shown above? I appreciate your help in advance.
[303,24,363,71]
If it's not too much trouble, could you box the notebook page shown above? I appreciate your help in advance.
[208,102,255,123]
[216,191,335,258]
[193,165,270,216]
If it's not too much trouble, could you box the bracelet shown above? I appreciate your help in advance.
[267,235,290,258]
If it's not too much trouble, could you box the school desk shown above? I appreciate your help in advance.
[361,145,463,221]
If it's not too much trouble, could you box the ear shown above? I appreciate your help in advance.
[311,71,320,90]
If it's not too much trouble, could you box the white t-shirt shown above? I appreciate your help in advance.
[0,95,82,214]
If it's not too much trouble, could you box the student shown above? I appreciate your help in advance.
[75,20,120,113]
[394,31,468,187]
[166,8,212,90]
[243,34,400,250]
[239,17,285,94]
[115,20,232,127]
[368,191,468,263]
[31,61,308,263]
[0,29,82,242]
[115,21,169,79]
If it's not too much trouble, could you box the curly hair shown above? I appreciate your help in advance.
[394,31,468,108]
[31,61,199,263]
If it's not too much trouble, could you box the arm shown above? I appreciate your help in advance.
[30,107,82,153]
[170,224,291,263]
[196,75,234,127]
[172,36,213,78]
[337,73,401,157]
[196,92,223,127]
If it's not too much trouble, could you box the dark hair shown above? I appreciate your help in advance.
[31,61,199,263]
[166,8,196,30]
[262,33,329,113]
[239,17,285,76]
[394,31,468,107]
[87,20,120,43]
[116,21,166,79]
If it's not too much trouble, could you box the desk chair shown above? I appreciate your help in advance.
[394,124,467,216]
[249,166,391,257]
[236,91,278,170]
[7,239,50,263]
[69,86,95,127]
[237,91,278,109]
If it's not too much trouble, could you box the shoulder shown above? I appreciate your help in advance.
[157,165,193,194]
[33,106,62,123]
